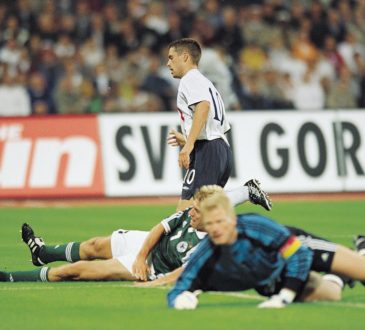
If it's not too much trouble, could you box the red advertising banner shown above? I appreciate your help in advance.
[0,115,104,198]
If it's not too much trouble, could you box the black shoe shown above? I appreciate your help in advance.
[244,179,272,211]
[353,235,365,252]
[21,223,45,266]
[339,275,356,289]
[353,235,365,286]
[0,271,7,282]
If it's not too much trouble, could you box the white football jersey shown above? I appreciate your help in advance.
[176,69,230,143]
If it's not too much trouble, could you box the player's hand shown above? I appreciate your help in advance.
[174,291,199,310]
[258,289,295,308]
[167,129,186,147]
[132,257,150,282]
[258,295,287,308]
[179,143,193,169]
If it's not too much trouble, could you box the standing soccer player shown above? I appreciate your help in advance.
[167,38,233,211]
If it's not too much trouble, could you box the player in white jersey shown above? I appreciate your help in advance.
[166,38,233,211]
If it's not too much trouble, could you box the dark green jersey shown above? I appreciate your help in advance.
[150,208,206,275]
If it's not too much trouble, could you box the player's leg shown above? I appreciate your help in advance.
[22,223,107,265]
[48,259,136,281]
[0,259,137,282]
[298,272,342,302]
[21,223,81,266]
[79,236,113,260]
[178,139,229,212]
[330,245,365,281]
[177,146,198,211]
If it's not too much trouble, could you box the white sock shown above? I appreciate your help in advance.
[358,249,365,257]
[226,186,249,206]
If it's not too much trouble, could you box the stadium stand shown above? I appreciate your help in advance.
[0,0,364,115]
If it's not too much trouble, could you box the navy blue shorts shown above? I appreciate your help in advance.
[181,138,233,200]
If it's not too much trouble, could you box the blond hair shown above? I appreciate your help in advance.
[200,191,236,221]
[193,185,224,203]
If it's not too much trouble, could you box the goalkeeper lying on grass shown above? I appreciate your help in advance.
[168,191,364,309]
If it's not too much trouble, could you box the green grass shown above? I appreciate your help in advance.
[0,200,365,330]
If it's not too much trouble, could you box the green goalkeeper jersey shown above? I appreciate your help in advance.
[150,208,206,275]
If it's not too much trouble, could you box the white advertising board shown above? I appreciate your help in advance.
[99,111,365,196]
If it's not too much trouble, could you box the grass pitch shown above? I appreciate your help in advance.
[1,199,365,330]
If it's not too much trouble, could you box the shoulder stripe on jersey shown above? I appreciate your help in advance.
[160,210,185,234]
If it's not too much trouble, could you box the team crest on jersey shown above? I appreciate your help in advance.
[177,241,188,253]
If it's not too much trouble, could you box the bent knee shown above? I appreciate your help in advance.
[80,237,111,259]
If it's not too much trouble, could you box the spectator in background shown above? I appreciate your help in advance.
[80,37,104,69]
[353,52,365,107]
[0,70,31,116]
[119,72,161,112]
[0,38,23,74]
[27,71,55,115]
[292,67,325,111]
[214,6,244,60]
[144,1,169,36]
[347,5,365,47]
[15,0,37,33]
[32,100,49,115]
[73,0,91,44]
[55,74,87,114]
[238,42,267,72]
[141,55,174,111]
[323,35,345,74]
[35,13,58,45]
[54,34,76,59]
[338,32,365,74]
[326,65,357,109]
[201,0,224,31]
[326,8,346,43]
[1,15,29,46]
[237,71,271,110]
[58,14,76,39]
[93,63,112,97]
[308,0,328,49]
[163,13,184,45]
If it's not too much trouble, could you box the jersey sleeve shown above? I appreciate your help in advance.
[282,243,313,292]
[180,76,211,107]
[160,209,189,234]
[167,239,212,307]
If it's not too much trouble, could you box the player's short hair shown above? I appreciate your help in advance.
[168,38,202,65]
[193,185,224,203]
[200,191,236,221]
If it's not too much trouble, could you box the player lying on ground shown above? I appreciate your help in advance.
[0,181,271,283]
[168,191,365,309]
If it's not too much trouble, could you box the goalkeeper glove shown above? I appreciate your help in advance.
[258,288,296,309]
[174,291,199,310]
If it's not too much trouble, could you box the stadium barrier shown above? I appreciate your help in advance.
[0,111,364,198]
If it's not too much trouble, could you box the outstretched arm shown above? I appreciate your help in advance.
[132,223,165,281]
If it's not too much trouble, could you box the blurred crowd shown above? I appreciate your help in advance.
[0,0,365,116]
